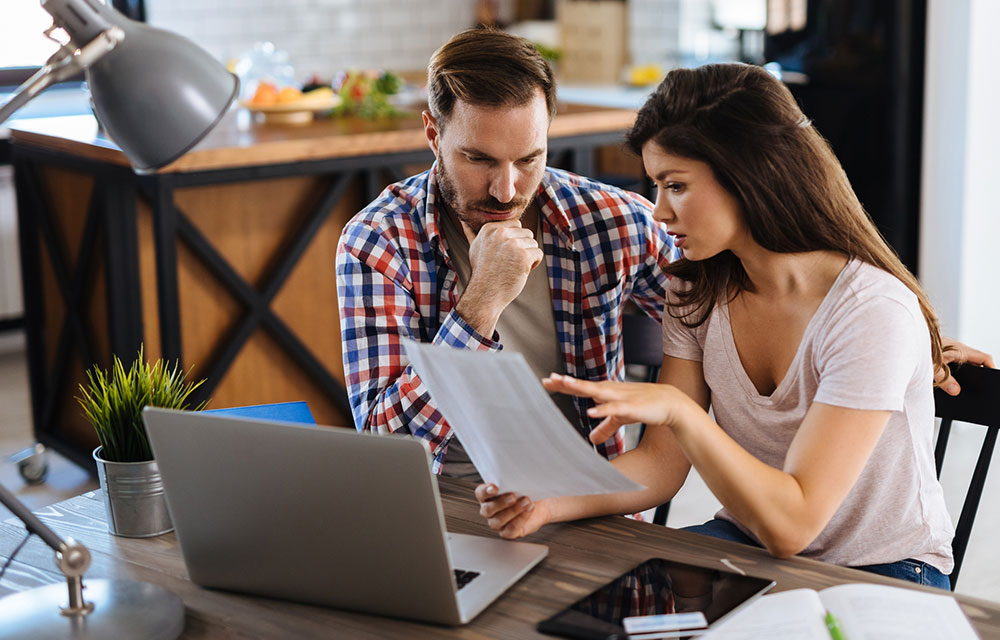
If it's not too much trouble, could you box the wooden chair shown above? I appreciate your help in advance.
[933,364,1000,590]
[621,312,670,525]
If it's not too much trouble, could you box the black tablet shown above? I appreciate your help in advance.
[538,558,775,640]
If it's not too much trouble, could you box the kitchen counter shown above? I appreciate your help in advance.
[10,101,638,172]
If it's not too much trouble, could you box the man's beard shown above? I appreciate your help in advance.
[435,157,535,233]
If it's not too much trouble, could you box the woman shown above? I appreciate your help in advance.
[476,63,963,588]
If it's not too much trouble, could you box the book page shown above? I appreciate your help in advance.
[700,589,829,640]
[821,583,979,640]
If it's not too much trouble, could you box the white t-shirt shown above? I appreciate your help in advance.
[662,258,954,572]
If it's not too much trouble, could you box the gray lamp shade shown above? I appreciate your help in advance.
[44,0,238,173]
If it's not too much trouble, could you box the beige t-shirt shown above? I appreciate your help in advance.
[662,259,954,572]
[437,205,577,481]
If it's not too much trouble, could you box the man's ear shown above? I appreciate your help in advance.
[422,110,441,157]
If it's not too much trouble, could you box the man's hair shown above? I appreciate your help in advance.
[427,27,557,127]
[626,62,948,380]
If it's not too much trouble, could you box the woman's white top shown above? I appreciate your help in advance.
[662,258,954,572]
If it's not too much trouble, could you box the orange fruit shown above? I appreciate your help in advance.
[251,82,279,106]
[276,87,303,104]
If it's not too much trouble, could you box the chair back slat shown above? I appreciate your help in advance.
[934,365,1000,425]
[934,419,952,480]
[933,364,1000,590]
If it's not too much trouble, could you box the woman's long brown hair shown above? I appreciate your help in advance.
[626,63,948,380]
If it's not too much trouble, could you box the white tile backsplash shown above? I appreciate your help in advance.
[146,0,478,80]
[144,0,722,82]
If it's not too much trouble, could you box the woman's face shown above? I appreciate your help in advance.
[641,141,749,261]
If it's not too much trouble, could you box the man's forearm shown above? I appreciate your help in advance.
[454,284,503,337]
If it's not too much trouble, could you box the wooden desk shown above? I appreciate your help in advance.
[5,478,999,639]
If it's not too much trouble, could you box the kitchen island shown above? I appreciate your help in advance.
[9,103,643,469]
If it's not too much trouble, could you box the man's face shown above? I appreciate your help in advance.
[423,89,549,233]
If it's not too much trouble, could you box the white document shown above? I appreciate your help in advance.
[402,339,644,500]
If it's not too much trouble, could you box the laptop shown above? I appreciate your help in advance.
[142,408,548,625]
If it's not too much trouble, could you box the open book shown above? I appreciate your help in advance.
[701,583,978,640]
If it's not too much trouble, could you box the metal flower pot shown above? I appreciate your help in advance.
[93,447,173,537]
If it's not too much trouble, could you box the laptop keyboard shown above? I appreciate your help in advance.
[454,569,481,590]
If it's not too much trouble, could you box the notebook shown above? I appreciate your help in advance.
[142,408,548,625]
[700,582,977,639]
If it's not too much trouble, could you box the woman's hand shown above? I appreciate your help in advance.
[939,337,996,395]
[475,484,551,539]
[542,373,691,443]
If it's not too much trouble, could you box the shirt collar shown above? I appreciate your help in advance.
[425,163,445,250]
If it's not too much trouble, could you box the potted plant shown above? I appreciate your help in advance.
[77,347,206,537]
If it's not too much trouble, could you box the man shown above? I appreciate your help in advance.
[336,28,677,479]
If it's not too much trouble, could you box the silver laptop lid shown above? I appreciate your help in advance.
[143,408,462,623]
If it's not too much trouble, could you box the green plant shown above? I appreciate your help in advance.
[533,42,562,63]
[333,69,403,119]
[77,347,207,463]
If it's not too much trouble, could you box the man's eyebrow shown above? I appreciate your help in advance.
[458,147,545,161]
[459,147,490,157]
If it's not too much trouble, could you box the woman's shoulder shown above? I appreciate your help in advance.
[818,259,925,348]
[839,259,920,313]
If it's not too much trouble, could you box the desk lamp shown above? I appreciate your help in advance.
[0,0,239,172]
[0,0,237,637]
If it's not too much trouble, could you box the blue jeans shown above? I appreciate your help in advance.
[683,519,951,590]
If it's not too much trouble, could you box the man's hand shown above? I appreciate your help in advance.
[938,337,996,395]
[475,483,550,539]
[455,220,543,336]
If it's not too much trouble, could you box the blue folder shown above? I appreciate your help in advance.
[203,401,317,427]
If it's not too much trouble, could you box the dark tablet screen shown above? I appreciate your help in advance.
[538,558,775,640]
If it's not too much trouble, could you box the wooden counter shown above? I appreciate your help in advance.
[9,103,638,172]
[9,104,643,470]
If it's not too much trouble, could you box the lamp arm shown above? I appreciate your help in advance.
[0,482,65,552]
[0,26,124,127]
[1,481,94,615]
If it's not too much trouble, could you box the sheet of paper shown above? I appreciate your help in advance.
[402,338,644,500]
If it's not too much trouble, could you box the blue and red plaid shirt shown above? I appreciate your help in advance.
[336,166,677,472]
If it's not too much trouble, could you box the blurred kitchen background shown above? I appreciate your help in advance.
[2,0,998,601]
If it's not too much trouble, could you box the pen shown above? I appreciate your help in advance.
[825,611,846,640]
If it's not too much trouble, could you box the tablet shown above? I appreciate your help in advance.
[538,558,775,640]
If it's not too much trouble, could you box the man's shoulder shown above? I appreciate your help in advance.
[543,167,660,245]
[543,166,652,214]
[343,171,431,243]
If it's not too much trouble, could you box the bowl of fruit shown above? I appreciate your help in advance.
[241,82,341,125]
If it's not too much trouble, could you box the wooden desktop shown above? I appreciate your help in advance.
[3,478,1000,638]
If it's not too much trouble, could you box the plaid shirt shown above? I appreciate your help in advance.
[336,166,677,472]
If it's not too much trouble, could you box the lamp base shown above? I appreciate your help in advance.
[0,579,184,640]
